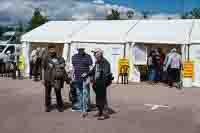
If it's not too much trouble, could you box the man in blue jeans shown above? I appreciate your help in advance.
[71,47,93,117]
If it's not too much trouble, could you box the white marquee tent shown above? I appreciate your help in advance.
[70,20,140,81]
[21,19,200,85]
[21,21,90,76]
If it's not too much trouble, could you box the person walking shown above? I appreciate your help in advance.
[42,46,69,112]
[158,48,165,82]
[83,48,112,120]
[71,47,93,117]
[147,50,155,82]
[164,48,182,88]
[163,49,176,84]
[30,49,38,80]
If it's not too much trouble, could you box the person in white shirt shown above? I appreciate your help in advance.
[164,48,182,88]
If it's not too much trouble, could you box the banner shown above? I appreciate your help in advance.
[133,44,147,65]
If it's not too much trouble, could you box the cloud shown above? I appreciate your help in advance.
[93,0,104,4]
[0,0,137,24]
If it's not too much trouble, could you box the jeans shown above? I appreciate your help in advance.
[148,68,156,81]
[71,80,90,112]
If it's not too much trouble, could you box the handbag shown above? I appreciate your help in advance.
[105,73,114,87]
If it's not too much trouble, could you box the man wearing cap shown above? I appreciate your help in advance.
[71,47,93,117]
[84,48,112,120]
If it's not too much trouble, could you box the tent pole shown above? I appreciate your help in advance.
[187,44,190,61]
[123,43,126,58]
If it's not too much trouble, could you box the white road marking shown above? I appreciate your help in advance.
[144,104,169,110]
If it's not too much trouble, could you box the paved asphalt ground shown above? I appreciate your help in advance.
[0,79,200,133]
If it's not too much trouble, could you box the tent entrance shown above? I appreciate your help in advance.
[31,42,64,57]
[134,43,182,81]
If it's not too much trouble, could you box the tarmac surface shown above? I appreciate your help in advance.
[0,79,200,133]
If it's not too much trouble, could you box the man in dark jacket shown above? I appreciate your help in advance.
[83,48,111,120]
[42,46,69,112]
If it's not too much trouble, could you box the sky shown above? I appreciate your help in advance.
[0,0,200,25]
[105,0,200,13]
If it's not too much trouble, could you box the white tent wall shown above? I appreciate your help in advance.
[62,43,70,67]
[69,42,125,82]
[189,44,200,87]
[22,42,31,77]
[126,42,141,82]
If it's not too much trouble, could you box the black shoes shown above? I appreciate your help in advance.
[45,107,51,112]
[57,106,64,112]
[45,106,64,112]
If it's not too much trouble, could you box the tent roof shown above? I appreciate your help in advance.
[21,21,89,43]
[21,19,200,45]
[126,19,194,45]
[190,20,200,44]
[72,20,139,44]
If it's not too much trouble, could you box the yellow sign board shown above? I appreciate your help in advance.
[118,58,129,74]
[183,61,194,80]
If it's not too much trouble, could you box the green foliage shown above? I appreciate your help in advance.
[28,8,48,31]
[142,11,149,19]
[127,10,134,19]
[181,8,200,19]
[16,21,24,32]
[190,8,200,19]
[106,9,121,20]
[0,26,4,37]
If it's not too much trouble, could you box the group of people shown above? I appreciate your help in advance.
[32,46,113,120]
[0,48,25,79]
[147,48,182,88]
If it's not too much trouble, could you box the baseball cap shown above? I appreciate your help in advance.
[91,48,103,53]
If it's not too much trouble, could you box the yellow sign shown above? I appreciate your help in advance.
[118,58,129,74]
[183,61,194,80]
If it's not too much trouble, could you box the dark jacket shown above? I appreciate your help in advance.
[42,55,66,88]
[87,58,111,97]
[88,58,110,79]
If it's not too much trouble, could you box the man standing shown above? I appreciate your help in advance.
[71,47,93,117]
[84,48,112,120]
[42,46,66,112]
[164,48,182,88]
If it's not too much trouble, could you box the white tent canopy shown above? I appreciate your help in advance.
[71,20,139,44]
[190,20,200,44]
[126,19,194,45]
[21,19,200,45]
[21,21,90,43]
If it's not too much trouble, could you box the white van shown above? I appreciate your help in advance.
[0,32,22,63]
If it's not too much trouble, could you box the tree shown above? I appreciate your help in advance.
[106,9,120,20]
[16,21,24,33]
[28,8,48,31]
[142,11,150,19]
[0,26,4,37]
[127,10,134,19]
[190,8,200,19]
